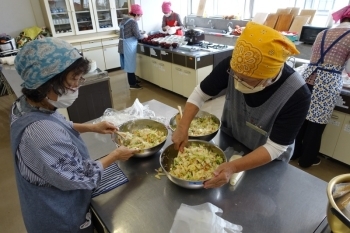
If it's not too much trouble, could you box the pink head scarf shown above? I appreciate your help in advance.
[332,5,350,23]
[162,2,172,13]
[130,4,143,15]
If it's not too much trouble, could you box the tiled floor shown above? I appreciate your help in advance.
[1,69,350,232]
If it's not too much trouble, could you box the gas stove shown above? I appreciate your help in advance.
[198,41,228,50]
[178,41,229,52]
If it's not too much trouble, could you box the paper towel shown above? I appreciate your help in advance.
[229,155,244,186]
[0,56,16,65]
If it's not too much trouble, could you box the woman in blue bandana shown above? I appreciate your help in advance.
[10,37,138,233]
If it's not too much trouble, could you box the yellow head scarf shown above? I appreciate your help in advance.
[230,22,299,79]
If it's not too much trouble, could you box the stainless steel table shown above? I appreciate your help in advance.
[81,100,329,233]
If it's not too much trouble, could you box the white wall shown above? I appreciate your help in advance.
[0,0,45,38]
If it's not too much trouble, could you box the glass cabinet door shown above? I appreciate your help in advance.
[70,0,96,34]
[92,0,116,31]
[115,0,129,26]
[46,0,75,36]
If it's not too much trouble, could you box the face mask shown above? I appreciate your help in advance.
[47,89,79,108]
[234,79,266,94]
[164,12,171,17]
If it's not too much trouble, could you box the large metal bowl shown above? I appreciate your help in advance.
[169,110,221,141]
[116,119,168,158]
[160,140,227,189]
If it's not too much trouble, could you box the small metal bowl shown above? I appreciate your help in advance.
[169,110,221,141]
[115,119,168,158]
[160,140,226,189]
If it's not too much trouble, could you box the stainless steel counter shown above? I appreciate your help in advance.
[81,99,329,233]
[139,43,234,57]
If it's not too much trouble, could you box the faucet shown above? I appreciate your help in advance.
[190,19,196,28]
[227,22,233,32]
[207,20,214,29]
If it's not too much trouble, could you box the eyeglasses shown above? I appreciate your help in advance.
[65,76,85,92]
[226,69,263,90]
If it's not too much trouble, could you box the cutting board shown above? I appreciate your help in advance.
[289,15,311,35]
[264,14,279,28]
[252,12,269,24]
[274,14,294,31]
[299,9,316,24]
[290,7,300,16]
[277,8,291,14]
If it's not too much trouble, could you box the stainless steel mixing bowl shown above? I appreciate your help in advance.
[160,140,227,189]
[168,110,221,141]
[115,119,168,158]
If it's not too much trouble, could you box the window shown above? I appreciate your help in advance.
[190,0,350,26]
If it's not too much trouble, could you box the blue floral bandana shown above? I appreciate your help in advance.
[14,37,81,89]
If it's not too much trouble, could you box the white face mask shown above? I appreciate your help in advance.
[47,89,79,108]
[233,69,282,94]
[234,79,266,94]
[164,12,171,17]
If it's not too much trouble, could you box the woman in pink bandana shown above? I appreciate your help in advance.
[161,1,184,35]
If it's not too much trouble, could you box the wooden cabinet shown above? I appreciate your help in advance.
[40,0,76,37]
[320,111,345,157]
[81,40,105,69]
[102,38,120,69]
[332,114,350,164]
[136,54,153,82]
[171,64,212,98]
[91,0,118,32]
[41,0,130,36]
[155,60,172,91]
[69,0,98,35]
[172,64,185,96]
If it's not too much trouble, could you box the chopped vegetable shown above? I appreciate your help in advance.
[188,116,219,136]
[121,126,167,150]
[169,144,224,181]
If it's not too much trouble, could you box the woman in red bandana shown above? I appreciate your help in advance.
[161,1,184,35]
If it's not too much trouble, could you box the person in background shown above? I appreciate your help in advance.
[10,37,138,233]
[161,1,184,35]
[291,5,350,168]
[172,22,311,189]
[118,4,147,90]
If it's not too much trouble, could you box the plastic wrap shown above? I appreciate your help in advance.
[92,98,167,142]
[170,202,243,233]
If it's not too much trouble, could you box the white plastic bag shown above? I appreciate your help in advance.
[92,98,167,142]
[170,203,243,233]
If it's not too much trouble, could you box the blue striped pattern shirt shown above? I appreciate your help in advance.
[11,98,104,191]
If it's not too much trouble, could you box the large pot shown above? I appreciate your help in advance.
[168,110,221,141]
[115,119,168,158]
[160,140,226,189]
[327,174,350,233]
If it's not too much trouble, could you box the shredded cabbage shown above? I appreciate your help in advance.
[188,116,219,136]
[122,127,167,150]
[169,144,224,181]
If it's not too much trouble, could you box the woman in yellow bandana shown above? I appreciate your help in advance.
[172,22,311,188]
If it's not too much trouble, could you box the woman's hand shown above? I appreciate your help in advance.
[113,146,139,161]
[203,162,236,189]
[93,121,117,134]
[100,146,139,168]
[171,125,188,152]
